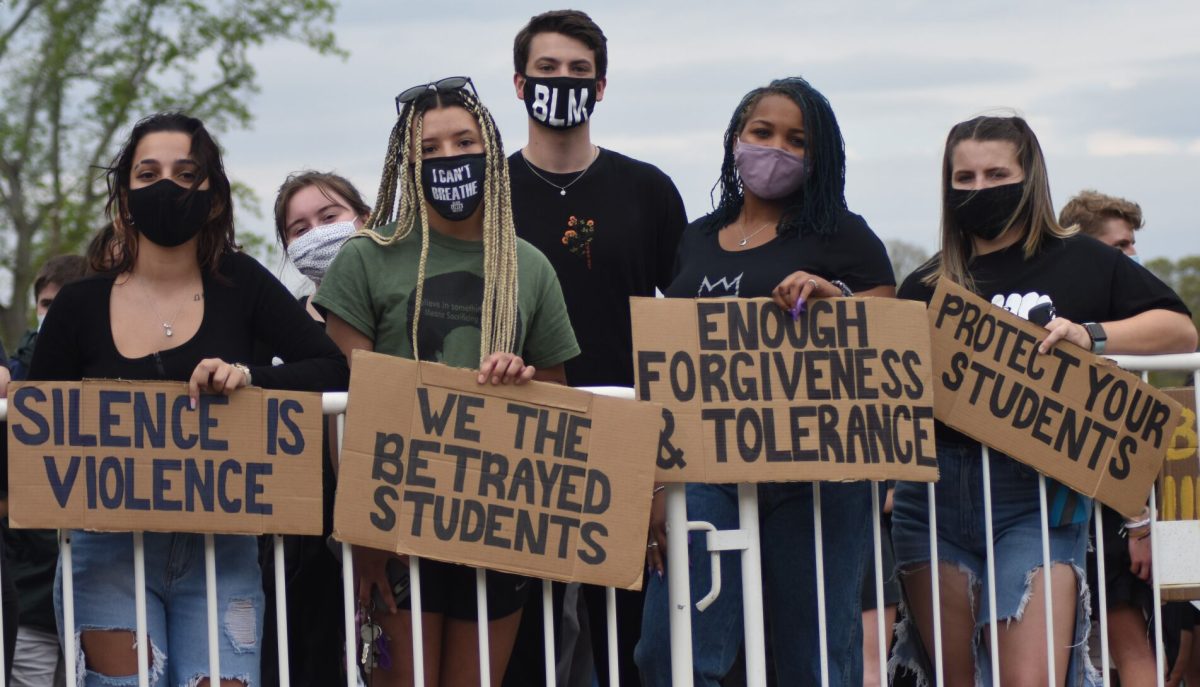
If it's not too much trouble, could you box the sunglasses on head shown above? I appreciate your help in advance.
[395,76,476,113]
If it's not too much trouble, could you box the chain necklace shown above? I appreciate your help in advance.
[521,146,600,196]
[735,220,775,247]
[132,276,201,338]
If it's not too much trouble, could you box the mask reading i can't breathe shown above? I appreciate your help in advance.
[522,75,597,130]
[421,153,486,221]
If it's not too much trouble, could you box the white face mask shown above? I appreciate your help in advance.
[1128,253,1142,265]
[287,221,357,282]
[37,312,46,332]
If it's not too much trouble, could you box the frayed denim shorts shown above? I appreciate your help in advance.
[55,532,264,687]
[890,441,1095,687]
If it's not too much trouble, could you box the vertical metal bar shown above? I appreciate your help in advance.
[1150,485,1165,687]
[340,542,355,687]
[410,557,426,686]
[980,447,1002,686]
[273,534,292,687]
[1037,476,1056,686]
[737,483,768,687]
[542,580,556,687]
[927,482,944,687]
[1094,503,1111,687]
[870,485,887,687]
[205,534,221,684]
[476,568,492,687]
[665,483,694,687]
[606,586,619,687]
[811,484,830,687]
[62,530,78,687]
[0,532,5,687]
[133,532,150,687]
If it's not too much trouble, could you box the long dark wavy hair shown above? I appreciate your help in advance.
[702,76,847,237]
[89,112,236,274]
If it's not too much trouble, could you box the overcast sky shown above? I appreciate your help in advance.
[220,0,1200,285]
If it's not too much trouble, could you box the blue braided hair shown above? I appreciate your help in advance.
[702,76,847,238]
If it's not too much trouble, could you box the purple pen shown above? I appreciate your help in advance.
[790,296,806,320]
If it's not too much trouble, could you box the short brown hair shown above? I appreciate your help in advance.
[513,10,608,79]
[1058,189,1144,236]
[33,254,88,298]
[273,171,371,246]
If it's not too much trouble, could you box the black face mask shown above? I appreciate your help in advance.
[422,153,486,221]
[128,179,212,248]
[521,75,597,130]
[948,181,1025,241]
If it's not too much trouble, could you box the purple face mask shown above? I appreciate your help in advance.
[734,141,808,200]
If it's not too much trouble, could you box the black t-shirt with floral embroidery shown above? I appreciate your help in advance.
[509,148,687,387]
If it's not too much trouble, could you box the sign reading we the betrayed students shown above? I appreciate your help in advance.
[6,381,324,534]
[333,351,659,590]
[928,280,1183,518]
[631,297,939,484]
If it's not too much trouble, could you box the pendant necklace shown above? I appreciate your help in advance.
[737,220,774,247]
[133,276,200,338]
[522,146,600,196]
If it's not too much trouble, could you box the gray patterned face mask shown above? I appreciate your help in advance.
[287,220,356,282]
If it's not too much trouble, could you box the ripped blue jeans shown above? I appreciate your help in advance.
[890,441,1095,686]
[55,532,264,687]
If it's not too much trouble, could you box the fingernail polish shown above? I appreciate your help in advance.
[189,397,196,410]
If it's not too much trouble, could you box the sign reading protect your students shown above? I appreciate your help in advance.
[928,279,1183,518]
[6,381,324,534]
[631,296,939,484]
[333,351,659,590]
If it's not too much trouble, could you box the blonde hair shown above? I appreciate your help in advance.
[923,115,1076,292]
[358,87,519,364]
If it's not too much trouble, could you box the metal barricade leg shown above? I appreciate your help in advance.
[1094,502,1110,687]
[340,542,356,687]
[981,447,1002,685]
[62,530,78,687]
[1150,485,1166,687]
[811,484,829,687]
[542,581,556,687]
[1037,476,1056,686]
[410,557,425,686]
[606,586,619,687]
[665,484,694,687]
[133,532,150,687]
[870,485,887,687]
[204,534,220,685]
[737,484,768,687]
[476,568,491,687]
[927,482,945,686]
[273,534,292,687]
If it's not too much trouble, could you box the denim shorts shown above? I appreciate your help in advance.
[890,441,1095,687]
[55,531,264,687]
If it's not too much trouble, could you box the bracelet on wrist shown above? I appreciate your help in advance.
[830,279,854,297]
[652,485,666,497]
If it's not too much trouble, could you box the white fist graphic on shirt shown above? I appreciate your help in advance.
[991,291,1052,321]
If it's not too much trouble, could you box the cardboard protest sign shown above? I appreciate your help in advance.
[1159,388,1199,522]
[928,279,1183,518]
[333,351,659,590]
[6,381,324,534]
[630,297,939,484]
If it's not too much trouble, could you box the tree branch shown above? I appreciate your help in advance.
[0,0,47,64]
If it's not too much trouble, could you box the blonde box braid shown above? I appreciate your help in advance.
[357,88,520,366]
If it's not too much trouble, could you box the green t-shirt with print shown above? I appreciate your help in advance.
[314,223,580,371]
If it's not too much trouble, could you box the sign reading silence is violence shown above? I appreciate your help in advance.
[631,296,939,484]
[928,279,1183,518]
[6,381,324,534]
[332,351,659,590]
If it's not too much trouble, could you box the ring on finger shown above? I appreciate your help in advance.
[806,278,819,292]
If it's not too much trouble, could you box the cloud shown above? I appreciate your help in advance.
[1085,131,1181,157]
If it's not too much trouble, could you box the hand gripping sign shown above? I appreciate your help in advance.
[6,381,324,534]
[928,279,1183,518]
[332,351,660,590]
[631,296,940,485]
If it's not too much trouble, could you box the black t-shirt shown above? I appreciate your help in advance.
[30,251,349,391]
[509,148,686,387]
[666,208,895,299]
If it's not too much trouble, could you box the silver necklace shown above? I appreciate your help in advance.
[521,146,600,196]
[132,276,200,338]
[736,220,774,247]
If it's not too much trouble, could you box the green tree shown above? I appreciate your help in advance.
[1145,255,1200,336]
[885,238,931,284]
[0,0,341,348]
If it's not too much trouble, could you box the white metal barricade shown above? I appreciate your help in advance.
[1,352,1197,687]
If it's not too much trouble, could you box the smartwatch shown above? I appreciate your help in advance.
[1082,322,1107,354]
